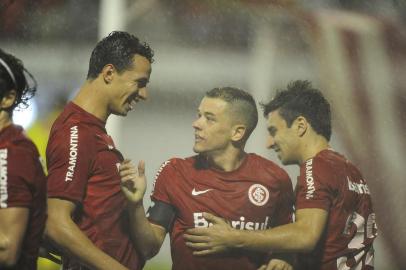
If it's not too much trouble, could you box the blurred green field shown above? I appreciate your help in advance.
[144,261,170,270]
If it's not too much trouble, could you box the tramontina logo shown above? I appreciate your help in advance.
[248,184,269,206]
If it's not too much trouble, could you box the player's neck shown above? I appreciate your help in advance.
[0,111,12,132]
[208,148,246,172]
[299,135,329,164]
[73,80,109,122]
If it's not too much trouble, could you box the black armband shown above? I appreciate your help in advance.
[147,200,176,231]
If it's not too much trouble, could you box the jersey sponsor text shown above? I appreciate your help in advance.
[193,212,270,230]
[305,159,316,199]
[347,177,370,195]
[0,149,8,207]
[65,125,78,182]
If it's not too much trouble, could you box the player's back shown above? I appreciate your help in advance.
[297,149,377,270]
[0,124,47,270]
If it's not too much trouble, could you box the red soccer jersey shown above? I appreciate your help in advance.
[296,149,377,270]
[151,154,294,270]
[0,124,46,270]
[46,102,143,270]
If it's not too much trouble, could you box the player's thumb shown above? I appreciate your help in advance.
[138,160,145,176]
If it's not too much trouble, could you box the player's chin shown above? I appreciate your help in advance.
[115,106,131,116]
[193,144,205,153]
[281,157,295,166]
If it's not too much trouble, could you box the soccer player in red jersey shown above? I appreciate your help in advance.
[45,32,153,270]
[184,80,378,270]
[119,87,294,270]
[0,49,46,269]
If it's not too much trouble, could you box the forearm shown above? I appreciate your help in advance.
[128,202,164,259]
[232,222,316,253]
[46,218,128,270]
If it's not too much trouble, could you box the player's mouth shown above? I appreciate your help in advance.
[195,134,204,142]
[273,145,281,153]
[126,95,140,110]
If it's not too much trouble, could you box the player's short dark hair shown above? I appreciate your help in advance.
[86,31,154,80]
[205,87,258,142]
[0,48,37,113]
[261,80,332,141]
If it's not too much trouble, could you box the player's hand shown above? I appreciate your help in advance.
[257,258,293,270]
[119,159,147,205]
[183,212,236,256]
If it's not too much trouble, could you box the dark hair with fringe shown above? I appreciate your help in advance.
[87,31,154,80]
[261,80,332,141]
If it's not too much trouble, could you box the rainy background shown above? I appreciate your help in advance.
[1,0,405,269]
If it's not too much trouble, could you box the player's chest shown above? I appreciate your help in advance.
[173,176,278,226]
[89,133,124,183]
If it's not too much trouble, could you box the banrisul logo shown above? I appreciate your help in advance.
[305,159,316,199]
[65,126,78,182]
[0,149,8,208]
[193,212,270,230]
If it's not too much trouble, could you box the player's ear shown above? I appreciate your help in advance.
[231,124,246,143]
[294,116,308,137]
[0,90,17,110]
[101,64,115,84]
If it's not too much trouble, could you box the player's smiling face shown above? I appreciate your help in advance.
[108,54,151,116]
[192,97,234,155]
[266,110,300,165]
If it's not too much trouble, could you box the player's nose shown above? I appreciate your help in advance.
[266,136,275,149]
[137,87,148,100]
[192,117,203,130]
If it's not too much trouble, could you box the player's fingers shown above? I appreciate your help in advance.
[184,241,211,251]
[257,265,267,270]
[202,212,226,224]
[121,173,137,182]
[192,249,215,256]
[119,160,135,171]
[120,168,137,179]
[138,160,145,176]
[184,228,207,236]
[183,233,210,243]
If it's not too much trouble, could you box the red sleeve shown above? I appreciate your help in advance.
[295,158,335,211]
[0,148,36,208]
[46,124,94,203]
[150,159,178,205]
[271,173,294,227]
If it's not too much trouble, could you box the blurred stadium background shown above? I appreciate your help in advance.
[1,0,405,269]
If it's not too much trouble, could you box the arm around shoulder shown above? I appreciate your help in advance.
[234,208,328,253]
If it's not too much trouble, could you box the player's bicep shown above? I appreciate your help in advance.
[0,207,29,260]
[295,208,328,245]
[150,223,167,246]
[47,198,76,221]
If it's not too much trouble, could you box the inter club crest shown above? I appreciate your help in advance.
[248,184,269,206]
